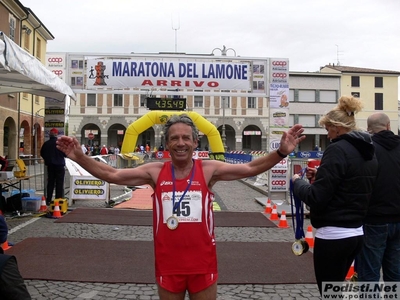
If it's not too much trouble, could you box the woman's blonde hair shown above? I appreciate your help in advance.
[319,95,363,130]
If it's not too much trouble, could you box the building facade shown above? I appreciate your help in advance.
[53,52,283,154]
[2,0,399,159]
[0,0,52,161]
[288,71,341,152]
[321,64,400,132]
[50,53,400,154]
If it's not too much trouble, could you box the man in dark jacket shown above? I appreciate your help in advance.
[356,112,400,282]
[40,128,66,205]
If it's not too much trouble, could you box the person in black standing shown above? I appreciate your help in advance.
[0,215,31,299]
[40,128,66,205]
[292,96,378,294]
[356,112,400,282]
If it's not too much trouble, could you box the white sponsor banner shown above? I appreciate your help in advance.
[269,131,289,191]
[46,53,66,80]
[85,58,252,91]
[44,97,66,140]
[71,176,109,200]
[65,158,109,201]
[270,109,289,128]
[268,59,289,198]
[269,58,289,84]
[270,83,289,108]
[269,158,289,191]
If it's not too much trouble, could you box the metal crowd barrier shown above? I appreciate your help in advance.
[3,158,46,197]
[1,153,315,201]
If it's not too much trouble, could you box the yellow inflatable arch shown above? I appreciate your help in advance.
[121,111,225,157]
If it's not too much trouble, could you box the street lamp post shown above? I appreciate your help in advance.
[33,123,39,164]
[211,45,236,57]
[34,108,45,164]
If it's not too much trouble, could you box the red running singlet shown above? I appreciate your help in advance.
[153,159,217,276]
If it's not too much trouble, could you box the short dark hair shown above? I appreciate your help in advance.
[163,114,199,142]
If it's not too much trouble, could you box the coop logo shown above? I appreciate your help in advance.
[271,180,287,186]
[272,73,287,78]
[52,70,63,76]
[272,61,287,66]
[196,151,209,158]
[272,169,286,174]
[299,151,311,158]
[48,57,63,63]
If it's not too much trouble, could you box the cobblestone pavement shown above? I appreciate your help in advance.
[6,179,319,300]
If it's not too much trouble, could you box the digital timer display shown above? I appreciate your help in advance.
[146,97,187,111]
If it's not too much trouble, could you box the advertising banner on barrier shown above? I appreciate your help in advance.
[154,151,211,160]
[296,151,324,159]
[268,58,290,199]
[65,158,109,204]
[269,158,289,191]
[71,175,108,200]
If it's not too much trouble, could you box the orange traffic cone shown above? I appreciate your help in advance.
[39,196,47,212]
[305,225,314,248]
[52,201,62,218]
[269,204,279,221]
[278,210,289,228]
[346,261,355,280]
[1,240,11,251]
[264,199,272,214]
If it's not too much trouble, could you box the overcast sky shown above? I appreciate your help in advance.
[21,0,400,74]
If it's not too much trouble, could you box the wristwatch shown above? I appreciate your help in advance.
[276,149,287,158]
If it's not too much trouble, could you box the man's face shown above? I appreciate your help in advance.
[166,123,198,162]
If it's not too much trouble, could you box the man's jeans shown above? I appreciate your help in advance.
[357,223,400,282]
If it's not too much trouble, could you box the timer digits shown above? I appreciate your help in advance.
[146,97,186,111]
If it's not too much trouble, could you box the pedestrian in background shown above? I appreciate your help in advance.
[356,112,400,282]
[0,155,8,171]
[292,96,378,293]
[100,145,108,155]
[40,128,66,205]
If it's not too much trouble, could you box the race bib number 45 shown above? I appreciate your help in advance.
[162,191,203,223]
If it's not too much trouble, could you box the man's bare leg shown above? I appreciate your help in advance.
[189,282,217,300]
[157,285,186,300]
